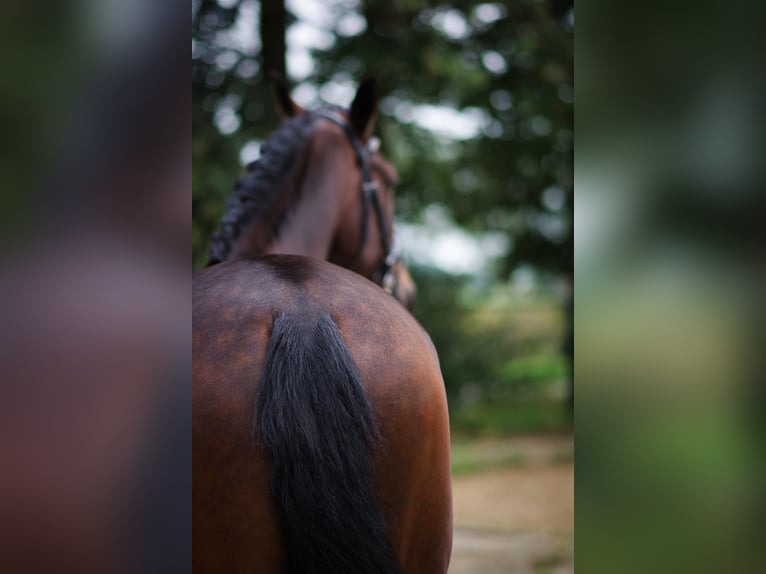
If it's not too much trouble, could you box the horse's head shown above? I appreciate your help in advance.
[209,77,414,306]
[274,78,400,284]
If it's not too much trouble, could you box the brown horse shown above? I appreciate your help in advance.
[193,81,452,573]
[205,78,415,307]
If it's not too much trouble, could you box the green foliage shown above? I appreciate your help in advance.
[192,1,573,276]
[192,1,574,431]
[409,264,571,434]
[500,354,568,385]
[452,401,571,437]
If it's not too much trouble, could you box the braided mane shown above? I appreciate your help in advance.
[207,111,321,263]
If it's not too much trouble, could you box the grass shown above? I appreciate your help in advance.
[447,400,573,475]
[449,430,574,476]
[451,451,526,476]
[450,400,572,438]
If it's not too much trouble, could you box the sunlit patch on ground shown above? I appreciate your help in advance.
[449,435,574,574]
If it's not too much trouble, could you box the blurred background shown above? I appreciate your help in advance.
[576,1,765,572]
[193,1,573,571]
[0,2,190,572]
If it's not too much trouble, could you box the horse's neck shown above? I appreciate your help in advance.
[267,132,356,259]
[266,174,342,258]
[236,145,348,260]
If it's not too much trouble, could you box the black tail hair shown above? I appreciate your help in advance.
[254,312,402,574]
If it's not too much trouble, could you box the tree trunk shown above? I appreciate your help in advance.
[260,0,287,81]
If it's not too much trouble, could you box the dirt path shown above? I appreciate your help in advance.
[448,435,574,574]
[450,529,572,574]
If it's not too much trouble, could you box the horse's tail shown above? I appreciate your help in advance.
[254,312,401,574]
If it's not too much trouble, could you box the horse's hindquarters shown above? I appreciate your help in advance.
[345,325,453,573]
[193,257,452,574]
[192,277,285,573]
[193,363,286,571]
[193,424,285,573]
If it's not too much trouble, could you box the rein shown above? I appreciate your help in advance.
[314,110,399,293]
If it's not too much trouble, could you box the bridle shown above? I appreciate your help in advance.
[314,109,400,294]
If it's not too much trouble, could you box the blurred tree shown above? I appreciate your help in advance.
[306,0,574,410]
[192,0,573,418]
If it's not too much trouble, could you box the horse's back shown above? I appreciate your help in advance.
[193,256,452,573]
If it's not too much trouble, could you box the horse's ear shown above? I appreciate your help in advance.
[270,71,302,118]
[349,77,377,141]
